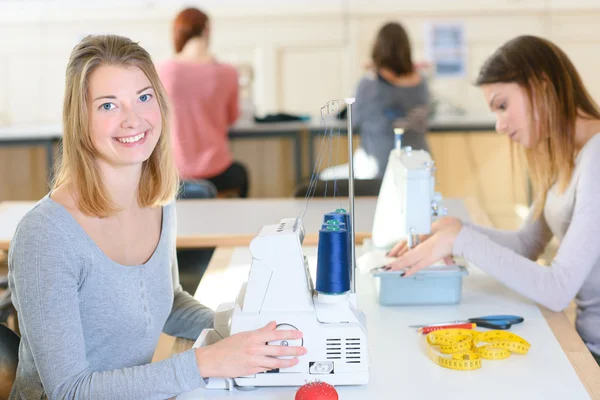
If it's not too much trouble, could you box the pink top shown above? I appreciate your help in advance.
[157,60,239,179]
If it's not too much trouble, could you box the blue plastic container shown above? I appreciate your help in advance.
[371,265,469,306]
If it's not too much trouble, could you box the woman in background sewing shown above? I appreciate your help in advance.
[8,34,305,399]
[385,35,600,366]
[321,21,430,180]
[158,7,249,198]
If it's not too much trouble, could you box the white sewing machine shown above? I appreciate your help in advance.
[371,129,447,251]
[192,98,369,390]
[364,130,468,307]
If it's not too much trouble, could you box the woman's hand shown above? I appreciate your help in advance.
[194,321,307,378]
[387,217,461,259]
[384,218,463,277]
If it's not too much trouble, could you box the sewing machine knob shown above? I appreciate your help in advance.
[267,323,303,359]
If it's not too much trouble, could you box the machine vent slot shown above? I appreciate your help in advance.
[345,337,361,364]
[326,338,342,360]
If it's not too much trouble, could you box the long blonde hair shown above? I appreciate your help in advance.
[476,35,600,218]
[54,34,179,217]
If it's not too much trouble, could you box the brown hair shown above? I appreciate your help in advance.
[173,7,209,53]
[371,22,414,76]
[475,35,600,218]
[55,34,179,217]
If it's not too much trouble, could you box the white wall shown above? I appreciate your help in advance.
[1,0,600,125]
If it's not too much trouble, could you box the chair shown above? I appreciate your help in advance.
[176,180,218,293]
[0,256,16,334]
[0,289,14,328]
[216,188,243,198]
[293,178,383,198]
[0,324,19,399]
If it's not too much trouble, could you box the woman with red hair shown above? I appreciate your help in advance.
[158,7,249,198]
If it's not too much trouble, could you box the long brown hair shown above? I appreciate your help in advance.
[371,22,414,76]
[475,35,600,218]
[55,34,179,217]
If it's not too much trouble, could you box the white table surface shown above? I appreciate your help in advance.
[177,246,589,400]
[0,198,470,249]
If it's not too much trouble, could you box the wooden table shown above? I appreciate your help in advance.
[171,197,600,399]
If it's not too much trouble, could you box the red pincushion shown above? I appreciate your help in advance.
[295,381,339,400]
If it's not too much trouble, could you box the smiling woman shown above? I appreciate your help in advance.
[7,34,306,400]
[56,36,178,217]
[87,66,159,166]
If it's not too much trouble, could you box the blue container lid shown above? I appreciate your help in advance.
[371,264,468,279]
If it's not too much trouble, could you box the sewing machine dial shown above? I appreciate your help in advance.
[267,323,304,359]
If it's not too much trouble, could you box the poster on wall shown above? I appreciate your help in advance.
[424,22,467,78]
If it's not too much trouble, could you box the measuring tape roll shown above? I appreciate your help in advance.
[426,329,531,371]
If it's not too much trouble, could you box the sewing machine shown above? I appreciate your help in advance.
[363,129,469,307]
[191,98,369,390]
[371,128,447,251]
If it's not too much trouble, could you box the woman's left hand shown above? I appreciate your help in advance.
[383,218,463,277]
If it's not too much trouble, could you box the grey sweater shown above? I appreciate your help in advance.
[353,72,430,177]
[453,133,600,355]
[8,197,214,399]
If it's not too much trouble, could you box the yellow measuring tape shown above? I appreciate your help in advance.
[426,329,531,371]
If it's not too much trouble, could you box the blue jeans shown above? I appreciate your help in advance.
[178,180,218,199]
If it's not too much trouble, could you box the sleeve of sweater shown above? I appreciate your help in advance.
[453,147,600,312]
[460,202,554,261]
[8,210,206,400]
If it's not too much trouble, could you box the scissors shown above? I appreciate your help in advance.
[409,315,524,330]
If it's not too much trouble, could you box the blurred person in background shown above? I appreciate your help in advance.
[320,21,431,181]
[158,7,249,198]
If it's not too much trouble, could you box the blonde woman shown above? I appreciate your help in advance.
[7,35,305,399]
[385,35,600,365]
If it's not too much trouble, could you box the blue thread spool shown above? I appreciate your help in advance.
[316,225,350,294]
[321,219,346,230]
[323,210,346,227]
[323,209,352,277]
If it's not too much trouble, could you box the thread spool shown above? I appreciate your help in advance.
[323,209,351,249]
[321,219,346,230]
[323,209,352,279]
[323,209,347,226]
[316,225,350,295]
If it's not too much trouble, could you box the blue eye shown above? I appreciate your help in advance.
[100,103,115,111]
[139,94,152,102]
